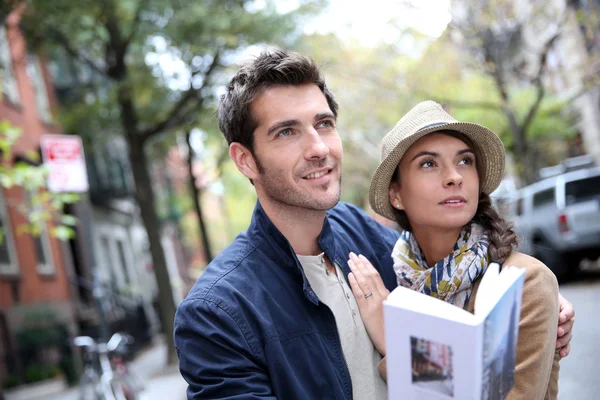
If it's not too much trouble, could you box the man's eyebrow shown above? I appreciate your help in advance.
[267,119,300,136]
[266,112,336,136]
[315,112,336,121]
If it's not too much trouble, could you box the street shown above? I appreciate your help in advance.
[22,267,600,400]
[557,266,600,399]
[44,337,187,400]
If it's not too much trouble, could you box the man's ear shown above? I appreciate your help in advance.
[229,142,260,181]
[389,181,404,211]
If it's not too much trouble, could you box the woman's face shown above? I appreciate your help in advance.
[388,132,480,232]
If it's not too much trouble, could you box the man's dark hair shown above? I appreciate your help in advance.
[218,49,339,153]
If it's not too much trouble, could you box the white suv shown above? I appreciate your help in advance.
[510,166,600,280]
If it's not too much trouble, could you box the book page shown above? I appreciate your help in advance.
[479,269,525,400]
[474,265,526,318]
[386,286,479,326]
[384,296,483,400]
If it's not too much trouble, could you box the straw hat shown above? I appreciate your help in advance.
[369,101,506,220]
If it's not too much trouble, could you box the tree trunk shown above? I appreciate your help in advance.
[490,66,538,184]
[185,131,213,264]
[128,134,178,364]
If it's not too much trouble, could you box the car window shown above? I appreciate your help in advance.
[533,188,555,207]
[516,198,524,216]
[565,175,600,205]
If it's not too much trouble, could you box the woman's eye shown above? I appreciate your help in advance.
[459,157,474,165]
[420,159,435,168]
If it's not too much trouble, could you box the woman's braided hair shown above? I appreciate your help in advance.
[389,130,518,264]
[472,192,518,263]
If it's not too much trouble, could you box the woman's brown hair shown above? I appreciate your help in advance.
[389,130,518,263]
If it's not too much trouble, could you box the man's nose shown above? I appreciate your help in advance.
[304,129,329,160]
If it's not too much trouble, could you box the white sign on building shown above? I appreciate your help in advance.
[40,134,89,193]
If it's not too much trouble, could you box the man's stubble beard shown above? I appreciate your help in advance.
[255,155,342,211]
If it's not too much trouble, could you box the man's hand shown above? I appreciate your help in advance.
[557,293,574,358]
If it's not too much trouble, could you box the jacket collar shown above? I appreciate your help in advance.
[249,201,339,305]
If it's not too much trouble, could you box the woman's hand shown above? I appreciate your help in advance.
[347,252,390,356]
[557,293,574,358]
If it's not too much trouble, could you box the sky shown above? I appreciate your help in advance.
[300,0,453,47]
[146,0,454,92]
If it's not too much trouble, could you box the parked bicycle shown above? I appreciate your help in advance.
[74,332,146,400]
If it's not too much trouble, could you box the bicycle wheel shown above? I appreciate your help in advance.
[79,368,102,400]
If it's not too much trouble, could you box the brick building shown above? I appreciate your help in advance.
[0,10,79,387]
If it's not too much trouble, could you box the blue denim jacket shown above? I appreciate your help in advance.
[174,201,400,399]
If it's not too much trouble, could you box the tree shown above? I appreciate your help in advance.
[449,0,573,183]
[3,0,322,364]
[0,119,78,240]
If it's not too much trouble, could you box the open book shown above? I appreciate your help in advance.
[383,263,526,400]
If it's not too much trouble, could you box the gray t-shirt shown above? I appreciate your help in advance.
[297,253,387,400]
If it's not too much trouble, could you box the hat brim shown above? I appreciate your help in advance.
[368,122,506,221]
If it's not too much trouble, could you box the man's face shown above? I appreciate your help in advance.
[249,84,343,212]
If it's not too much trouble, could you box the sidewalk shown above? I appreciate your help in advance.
[45,336,187,400]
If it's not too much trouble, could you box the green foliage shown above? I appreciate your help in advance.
[12,305,71,386]
[0,120,79,241]
[23,363,61,383]
[2,374,20,389]
[3,0,325,143]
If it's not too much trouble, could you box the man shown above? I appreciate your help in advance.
[174,50,574,399]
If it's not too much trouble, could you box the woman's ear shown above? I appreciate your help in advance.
[389,181,404,211]
[229,142,259,181]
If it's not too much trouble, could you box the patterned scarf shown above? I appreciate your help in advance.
[391,223,490,309]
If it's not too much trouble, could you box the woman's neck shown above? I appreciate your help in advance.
[411,226,463,267]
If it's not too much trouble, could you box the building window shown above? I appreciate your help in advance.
[0,25,20,105]
[34,227,54,276]
[26,54,52,123]
[27,190,54,275]
[0,192,18,276]
[116,239,131,285]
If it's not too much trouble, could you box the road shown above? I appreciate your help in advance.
[557,266,600,399]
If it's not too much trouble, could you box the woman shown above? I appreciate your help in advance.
[348,101,560,399]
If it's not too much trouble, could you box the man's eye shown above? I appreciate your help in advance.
[277,129,293,137]
[317,120,334,128]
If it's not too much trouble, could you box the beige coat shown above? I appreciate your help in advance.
[378,251,560,400]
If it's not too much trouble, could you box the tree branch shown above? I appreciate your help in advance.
[140,50,222,140]
[41,27,107,77]
[520,31,561,134]
[123,0,148,50]
[413,92,503,111]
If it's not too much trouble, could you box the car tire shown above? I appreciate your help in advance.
[532,242,573,281]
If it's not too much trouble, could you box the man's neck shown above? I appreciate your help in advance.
[411,226,462,267]
[259,198,327,256]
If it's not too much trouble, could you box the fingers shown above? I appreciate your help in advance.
[557,316,574,338]
[556,329,572,350]
[559,343,571,358]
[558,293,575,324]
[348,252,389,298]
[348,253,371,293]
[348,271,366,303]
